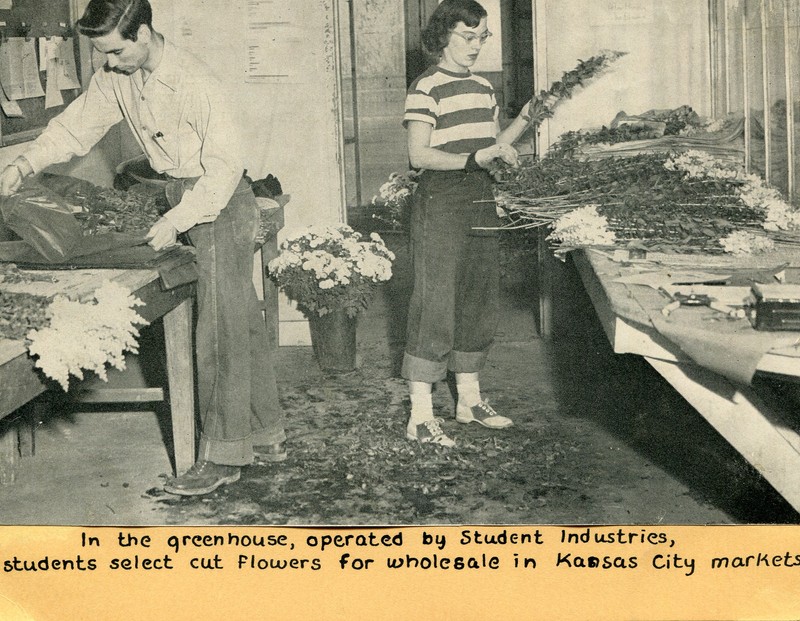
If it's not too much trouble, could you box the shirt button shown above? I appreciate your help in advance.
[141,95,145,101]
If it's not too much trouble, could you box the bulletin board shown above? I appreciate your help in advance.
[0,0,82,146]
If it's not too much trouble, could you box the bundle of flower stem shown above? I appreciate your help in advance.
[525,50,628,130]
[494,151,793,254]
[552,113,746,162]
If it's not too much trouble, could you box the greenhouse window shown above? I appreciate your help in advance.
[709,0,800,203]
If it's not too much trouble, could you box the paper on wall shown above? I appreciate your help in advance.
[39,37,80,94]
[56,38,81,90]
[244,0,305,83]
[45,56,64,108]
[38,38,48,71]
[0,88,23,118]
[0,38,45,100]
[0,0,11,9]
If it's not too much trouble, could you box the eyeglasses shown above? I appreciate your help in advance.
[450,29,492,45]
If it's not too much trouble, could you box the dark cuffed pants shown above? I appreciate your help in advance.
[401,169,500,384]
[170,177,286,467]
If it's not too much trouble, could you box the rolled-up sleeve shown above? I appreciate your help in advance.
[24,70,123,174]
[403,88,438,128]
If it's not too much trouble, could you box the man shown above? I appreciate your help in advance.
[0,0,287,495]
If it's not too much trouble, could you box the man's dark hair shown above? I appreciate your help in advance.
[421,0,487,59]
[76,0,153,41]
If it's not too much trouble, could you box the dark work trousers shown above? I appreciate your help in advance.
[401,168,500,383]
[169,176,286,466]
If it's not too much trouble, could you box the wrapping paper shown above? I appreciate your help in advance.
[582,249,800,385]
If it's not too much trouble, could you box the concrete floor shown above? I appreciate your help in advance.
[0,252,798,526]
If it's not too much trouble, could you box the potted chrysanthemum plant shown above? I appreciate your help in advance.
[267,224,395,371]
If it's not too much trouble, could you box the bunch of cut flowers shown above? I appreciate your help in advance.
[268,224,395,318]
[21,281,149,391]
[524,50,628,131]
[495,148,800,255]
[370,170,420,231]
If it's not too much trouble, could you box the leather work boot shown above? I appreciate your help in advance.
[163,460,241,496]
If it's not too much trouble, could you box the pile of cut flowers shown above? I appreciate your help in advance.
[0,275,148,391]
[73,186,165,236]
[495,148,800,255]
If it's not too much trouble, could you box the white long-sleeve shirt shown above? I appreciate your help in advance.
[24,39,243,233]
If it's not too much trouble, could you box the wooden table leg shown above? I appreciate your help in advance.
[162,297,195,475]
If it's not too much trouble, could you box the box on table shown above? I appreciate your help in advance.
[751,283,800,331]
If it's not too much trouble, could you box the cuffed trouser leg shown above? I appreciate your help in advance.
[451,230,499,374]
[402,170,499,384]
[189,181,285,466]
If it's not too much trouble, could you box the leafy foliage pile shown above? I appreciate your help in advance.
[74,186,166,236]
[497,152,766,252]
[549,106,707,159]
[0,290,50,341]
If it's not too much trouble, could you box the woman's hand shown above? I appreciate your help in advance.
[475,144,519,169]
[519,99,532,123]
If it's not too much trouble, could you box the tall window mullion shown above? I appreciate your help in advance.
[710,0,799,204]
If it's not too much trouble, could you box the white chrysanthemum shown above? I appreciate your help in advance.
[372,171,420,206]
[720,230,776,255]
[26,281,148,391]
[762,199,800,231]
[664,150,744,183]
[547,205,617,247]
[268,223,395,314]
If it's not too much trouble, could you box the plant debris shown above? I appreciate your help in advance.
[73,186,166,236]
[0,290,50,341]
[0,263,57,285]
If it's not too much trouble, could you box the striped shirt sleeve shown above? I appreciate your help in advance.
[404,85,437,127]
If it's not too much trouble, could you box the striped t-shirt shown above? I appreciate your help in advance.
[404,66,498,155]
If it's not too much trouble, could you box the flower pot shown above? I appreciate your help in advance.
[307,309,358,372]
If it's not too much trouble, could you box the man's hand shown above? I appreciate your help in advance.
[0,159,32,197]
[146,217,179,251]
[475,144,520,169]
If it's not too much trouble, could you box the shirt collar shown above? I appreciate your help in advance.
[149,38,180,92]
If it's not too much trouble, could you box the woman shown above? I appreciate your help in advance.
[402,0,532,447]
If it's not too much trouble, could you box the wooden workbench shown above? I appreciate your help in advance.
[570,247,800,513]
[0,267,196,483]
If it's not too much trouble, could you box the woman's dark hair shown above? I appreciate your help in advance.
[76,0,153,41]
[421,0,487,59]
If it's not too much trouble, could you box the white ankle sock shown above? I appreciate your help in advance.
[409,393,434,425]
[456,376,481,408]
[408,384,434,426]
